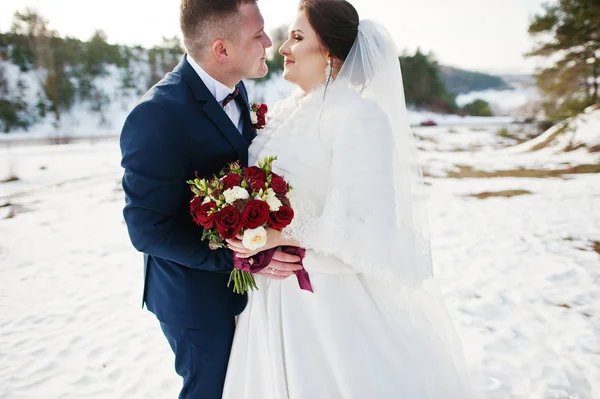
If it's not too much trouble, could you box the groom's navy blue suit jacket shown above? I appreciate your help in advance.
[120,56,254,328]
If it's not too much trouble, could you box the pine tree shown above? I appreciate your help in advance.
[527,0,600,118]
[400,50,457,112]
[462,99,493,117]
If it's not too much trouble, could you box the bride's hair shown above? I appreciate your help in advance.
[299,0,359,62]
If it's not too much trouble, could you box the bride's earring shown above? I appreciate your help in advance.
[325,58,332,83]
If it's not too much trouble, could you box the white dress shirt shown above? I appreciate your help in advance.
[186,54,243,133]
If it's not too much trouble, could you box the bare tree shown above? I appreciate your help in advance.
[11,9,62,133]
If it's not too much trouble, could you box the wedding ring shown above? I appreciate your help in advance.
[270,268,276,275]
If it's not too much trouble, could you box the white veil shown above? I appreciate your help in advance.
[322,20,433,284]
[318,21,482,394]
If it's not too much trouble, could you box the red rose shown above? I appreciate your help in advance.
[243,166,266,191]
[257,115,266,127]
[190,197,202,217]
[222,173,242,190]
[268,205,294,231]
[213,206,242,239]
[258,103,268,115]
[270,174,288,195]
[192,201,217,229]
[241,200,270,229]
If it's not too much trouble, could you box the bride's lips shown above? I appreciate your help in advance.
[284,59,294,66]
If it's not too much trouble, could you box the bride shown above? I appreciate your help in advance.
[223,0,476,397]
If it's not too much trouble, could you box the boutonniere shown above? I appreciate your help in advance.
[250,102,268,130]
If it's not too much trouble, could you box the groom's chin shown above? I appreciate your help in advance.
[250,62,269,79]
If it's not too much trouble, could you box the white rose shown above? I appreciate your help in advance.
[265,188,282,211]
[223,186,249,204]
[242,226,268,250]
[250,111,258,125]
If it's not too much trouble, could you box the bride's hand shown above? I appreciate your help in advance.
[226,227,287,258]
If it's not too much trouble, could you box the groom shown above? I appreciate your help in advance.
[120,1,303,398]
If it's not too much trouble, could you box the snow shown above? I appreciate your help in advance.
[414,106,600,177]
[508,106,600,154]
[1,104,599,398]
[0,143,178,398]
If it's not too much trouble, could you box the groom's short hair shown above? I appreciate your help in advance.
[180,0,257,58]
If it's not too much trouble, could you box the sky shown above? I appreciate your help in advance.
[0,0,549,74]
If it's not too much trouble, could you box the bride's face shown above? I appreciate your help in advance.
[279,11,328,92]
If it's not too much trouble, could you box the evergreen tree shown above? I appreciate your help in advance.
[462,99,493,117]
[148,36,184,86]
[400,50,457,112]
[0,66,30,133]
[527,0,600,118]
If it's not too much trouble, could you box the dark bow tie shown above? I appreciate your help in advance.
[222,86,240,108]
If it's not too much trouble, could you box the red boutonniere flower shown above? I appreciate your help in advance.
[250,102,268,129]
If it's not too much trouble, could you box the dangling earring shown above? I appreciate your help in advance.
[325,58,332,83]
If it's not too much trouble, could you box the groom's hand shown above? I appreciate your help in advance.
[258,251,303,280]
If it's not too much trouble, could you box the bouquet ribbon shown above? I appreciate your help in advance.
[233,247,313,293]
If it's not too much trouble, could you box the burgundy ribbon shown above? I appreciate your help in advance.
[233,246,313,293]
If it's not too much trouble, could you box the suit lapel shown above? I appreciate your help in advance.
[236,82,257,143]
[203,100,249,165]
[176,55,249,165]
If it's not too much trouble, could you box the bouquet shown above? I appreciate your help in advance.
[187,156,313,294]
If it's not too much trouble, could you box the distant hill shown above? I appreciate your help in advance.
[500,74,536,88]
[441,66,511,94]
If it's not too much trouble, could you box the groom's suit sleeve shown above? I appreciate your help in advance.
[120,100,233,271]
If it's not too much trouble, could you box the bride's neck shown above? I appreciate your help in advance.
[296,61,341,95]
[299,81,326,97]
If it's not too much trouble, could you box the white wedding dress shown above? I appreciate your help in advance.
[223,21,476,399]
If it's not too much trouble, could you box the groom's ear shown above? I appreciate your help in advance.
[212,40,229,64]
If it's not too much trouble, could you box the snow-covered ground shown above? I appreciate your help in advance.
[1,107,599,398]
[417,106,600,177]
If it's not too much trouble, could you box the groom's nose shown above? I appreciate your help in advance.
[262,33,273,49]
